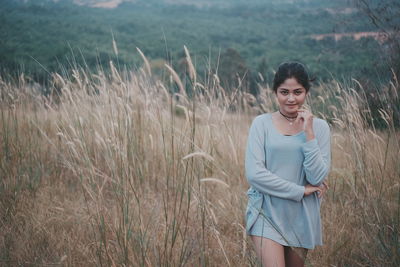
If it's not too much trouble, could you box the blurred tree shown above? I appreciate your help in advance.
[257,57,269,86]
[353,0,400,80]
[218,48,256,94]
[353,0,400,127]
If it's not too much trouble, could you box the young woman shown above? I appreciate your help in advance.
[245,62,331,267]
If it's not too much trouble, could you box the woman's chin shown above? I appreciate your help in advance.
[283,107,298,115]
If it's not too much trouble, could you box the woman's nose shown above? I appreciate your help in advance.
[288,94,295,101]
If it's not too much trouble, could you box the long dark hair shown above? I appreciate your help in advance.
[272,62,312,92]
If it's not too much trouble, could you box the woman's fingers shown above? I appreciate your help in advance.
[323,181,329,190]
[295,109,307,124]
[296,108,314,130]
[295,110,303,124]
[317,188,325,198]
[318,182,329,198]
[304,184,322,196]
[316,186,322,197]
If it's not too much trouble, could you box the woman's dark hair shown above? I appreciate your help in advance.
[272,62,312,92]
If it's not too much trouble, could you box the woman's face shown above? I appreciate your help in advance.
[275,77,307,115]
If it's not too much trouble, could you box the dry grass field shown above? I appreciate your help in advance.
[0,50,399,266]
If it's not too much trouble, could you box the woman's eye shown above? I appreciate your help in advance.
[280,91,288,95]
[295,91,303,95]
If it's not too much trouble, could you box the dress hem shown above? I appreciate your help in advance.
[247,232,321,250]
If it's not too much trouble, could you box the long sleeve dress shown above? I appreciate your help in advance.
[245,113,331,249]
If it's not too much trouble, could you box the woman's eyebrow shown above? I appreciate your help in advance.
[278,87,303,90]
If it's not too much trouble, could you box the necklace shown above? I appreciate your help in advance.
[279,109,297,125]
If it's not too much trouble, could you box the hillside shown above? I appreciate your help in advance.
[0,0,387,85]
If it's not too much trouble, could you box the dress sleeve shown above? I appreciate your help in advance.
[245,116,305,202]
[301,120,331,186]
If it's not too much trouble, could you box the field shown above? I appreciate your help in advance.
[0,50,399,266]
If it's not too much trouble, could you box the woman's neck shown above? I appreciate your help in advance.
[278,109,298,119]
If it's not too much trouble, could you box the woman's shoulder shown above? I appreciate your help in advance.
[313,117,330,135]
[253,113,272,122]
[251,113,272,127]
[313,117,329,127]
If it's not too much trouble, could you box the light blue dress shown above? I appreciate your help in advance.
[245,113,331,249]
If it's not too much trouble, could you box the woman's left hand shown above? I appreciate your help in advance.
[296,108,315,140]
[296,108,313,131]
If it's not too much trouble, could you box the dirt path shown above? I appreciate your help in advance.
[309,31,388,43]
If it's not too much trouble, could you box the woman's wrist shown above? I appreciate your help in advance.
[304,128,315,141]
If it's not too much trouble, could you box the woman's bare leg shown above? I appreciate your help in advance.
[251,236,285,267]
[284,246,308,267]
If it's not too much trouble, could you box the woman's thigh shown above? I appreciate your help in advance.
[251,235,285,267]
[284,246,308,267]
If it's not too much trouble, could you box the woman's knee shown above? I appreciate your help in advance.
[284,246,308,267]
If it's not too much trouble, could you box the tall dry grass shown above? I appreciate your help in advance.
[0,49,399,266]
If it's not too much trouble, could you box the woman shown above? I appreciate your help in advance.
[245,62,331,267]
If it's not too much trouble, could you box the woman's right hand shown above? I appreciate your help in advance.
[304,184,322,197]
